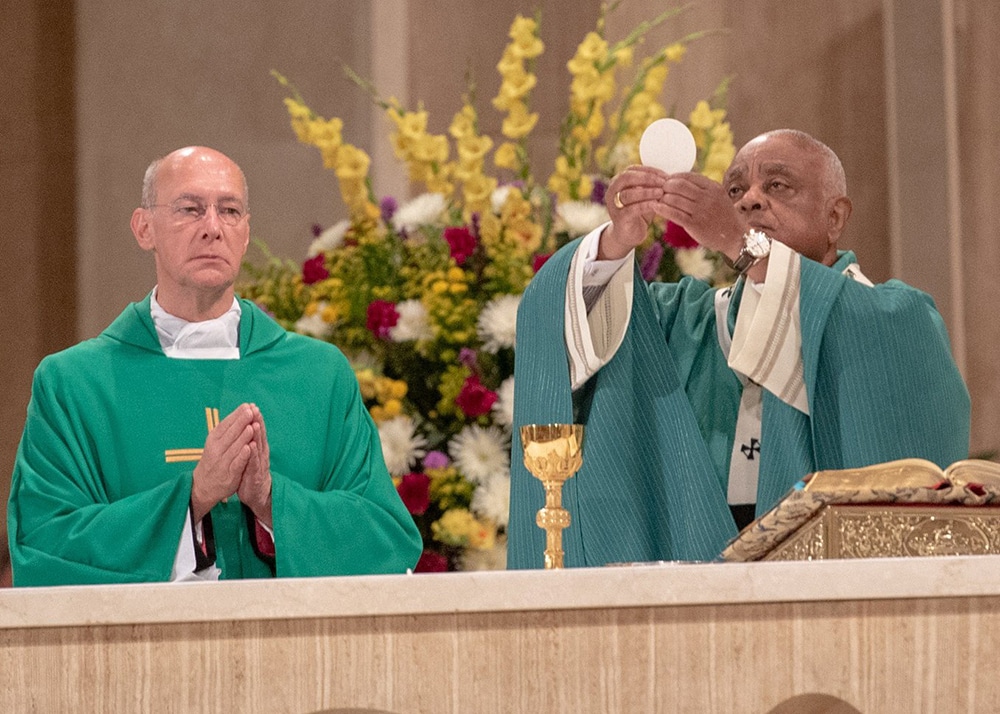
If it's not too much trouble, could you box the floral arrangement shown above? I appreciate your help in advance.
[239,5,736,572]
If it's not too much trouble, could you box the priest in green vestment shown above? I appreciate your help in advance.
[8,146,422,586]
[509,129,970,569]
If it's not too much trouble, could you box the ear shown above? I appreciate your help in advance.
[131,208,155,252]
[826,196,852,246]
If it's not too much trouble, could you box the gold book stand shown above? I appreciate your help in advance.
[722,458,1000,562]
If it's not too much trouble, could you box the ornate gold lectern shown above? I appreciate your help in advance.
[722,458,1000,562]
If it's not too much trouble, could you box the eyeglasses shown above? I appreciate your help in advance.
[148,199,248,227]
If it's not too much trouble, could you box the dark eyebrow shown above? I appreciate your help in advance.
[723,166,746,185]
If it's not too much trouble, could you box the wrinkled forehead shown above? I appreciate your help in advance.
[724,134,823,185]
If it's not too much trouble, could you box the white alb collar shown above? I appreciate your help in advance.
[149,289,241,360]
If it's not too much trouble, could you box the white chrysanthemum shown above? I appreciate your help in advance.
[449,425,510,484]
[294,304,332,339]
[471,470,511,527]
[490,185,514,214]
[347,349,379,371]
[378,415,428,476]
[675,247,716,282]
[492,376,515,428]
[557,200,610,238]
[460,538,508,571]
[391,192,447,233]
[605,142,636,175]
[389,299,433,342]
[477,294,520,352]
[307,219,350,257]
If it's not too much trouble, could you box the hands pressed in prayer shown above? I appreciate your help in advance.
[191,403,272,524]
[237,407,274,528]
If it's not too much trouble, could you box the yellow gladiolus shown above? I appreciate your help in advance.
[493,142,519,170]
[500,102,539,139]
[507,15,543,59]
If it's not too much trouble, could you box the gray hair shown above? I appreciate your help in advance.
[140,158,164,209]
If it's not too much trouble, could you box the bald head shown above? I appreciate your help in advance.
[748,129,847,200]
[141,146,249,210]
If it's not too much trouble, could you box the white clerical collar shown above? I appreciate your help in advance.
[149,288,241,360]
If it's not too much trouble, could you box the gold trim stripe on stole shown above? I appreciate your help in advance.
[164,407,220,463]
[165,448,204,463]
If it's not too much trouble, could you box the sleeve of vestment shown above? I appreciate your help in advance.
[565,226,635,389]
[268,348,423,577]
[799,254,970,475]
[8,360,193,586]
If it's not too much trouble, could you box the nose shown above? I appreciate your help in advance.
[200,205,224,238]
[736,185,765,214]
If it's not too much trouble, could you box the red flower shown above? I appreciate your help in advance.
[415,549,450,573]
[663,221,698,249]
[444,226,477,264]
[302,254,329,284]
[532,253,552,273]
[455,374,497,418]
[366,300,399,340]
[397,472,430,515]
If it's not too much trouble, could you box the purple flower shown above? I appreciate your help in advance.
[311,223,323,237]
[640,242,664,281]
[590,179,608,205]
[380,196,398,224]
[423,451,450,469]
[458,347,478,368]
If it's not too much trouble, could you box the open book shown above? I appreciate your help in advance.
[721,458,1000,562]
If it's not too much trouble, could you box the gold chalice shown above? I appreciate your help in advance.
[520,423,585,569]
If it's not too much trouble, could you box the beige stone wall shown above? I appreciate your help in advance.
[2,0,998,575]
[958,0,1000,459]
[0,0,78,584]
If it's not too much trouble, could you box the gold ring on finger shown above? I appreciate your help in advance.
[614,191,625,209]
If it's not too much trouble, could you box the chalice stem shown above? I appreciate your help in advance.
[545,526,564,569]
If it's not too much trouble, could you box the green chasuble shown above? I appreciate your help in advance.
[508,240,970,568]
[9,296,422,586]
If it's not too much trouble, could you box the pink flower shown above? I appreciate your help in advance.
[455,374,497,418]
[366,300,399,340]
[423,451,450,469]
[415,550,450,573]
[532,253,552,273]
[663,221,698,249]
[444,226,477,264]
[302,254,329,284]
[397,472,431,515]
